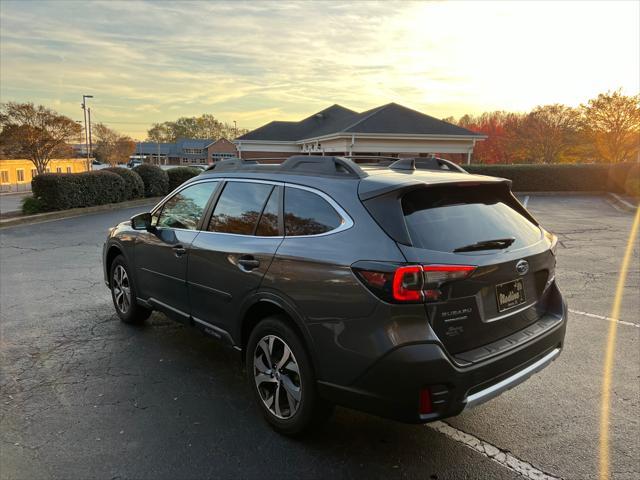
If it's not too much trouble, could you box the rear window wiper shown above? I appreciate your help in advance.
[453,237,516,253]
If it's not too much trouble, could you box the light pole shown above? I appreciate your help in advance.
[87,107,93,162]
[81,95,93,170]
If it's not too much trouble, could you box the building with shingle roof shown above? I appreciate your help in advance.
[236,103,486,163]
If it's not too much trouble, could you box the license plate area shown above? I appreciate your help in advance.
[495,278,526,312]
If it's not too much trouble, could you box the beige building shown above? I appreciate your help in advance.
[235,103,486,163]
[0,158,89,192]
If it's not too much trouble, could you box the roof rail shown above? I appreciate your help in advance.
[204,155,367,178]
[280,156,367,178]
[389,157,468,173]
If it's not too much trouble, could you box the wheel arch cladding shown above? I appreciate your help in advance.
[241,300,317,373]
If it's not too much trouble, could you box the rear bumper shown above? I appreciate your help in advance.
[317,299,567,424]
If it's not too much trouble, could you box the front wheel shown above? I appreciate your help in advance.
[246,316,333,436]
[110,255,151,324]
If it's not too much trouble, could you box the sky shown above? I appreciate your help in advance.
[1,0,639,140]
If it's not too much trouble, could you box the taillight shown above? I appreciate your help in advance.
[354,263,476,303]
[544,229,558,256]
[392,265,423,301]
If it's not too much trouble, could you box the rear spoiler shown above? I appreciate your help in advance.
[359,176,511,201]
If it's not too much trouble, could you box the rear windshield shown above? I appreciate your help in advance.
[402,185,541,252]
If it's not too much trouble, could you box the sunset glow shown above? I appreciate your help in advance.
[1,0,638,139]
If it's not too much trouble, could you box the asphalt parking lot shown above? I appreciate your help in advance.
[1,194,638,480]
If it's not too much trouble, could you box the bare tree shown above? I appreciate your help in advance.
[582,89,640,163]
[93,123,135,166]
[0,102,82,174]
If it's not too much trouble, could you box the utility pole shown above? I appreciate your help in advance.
[233,120,237,138]
[87,107,93,163]
[81,95,93,170]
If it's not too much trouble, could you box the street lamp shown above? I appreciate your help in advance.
[81,95,93,169]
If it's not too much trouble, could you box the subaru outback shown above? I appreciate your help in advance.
[103,155,567,435]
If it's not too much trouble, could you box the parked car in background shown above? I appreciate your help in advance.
[103,156,567,435]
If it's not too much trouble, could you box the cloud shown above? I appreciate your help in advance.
[1,0,638,139]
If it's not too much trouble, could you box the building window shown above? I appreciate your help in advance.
[0,171,8,183]
[31,169,37,179]
[56,167,62,173]
[16,169,25,182]
[66,166,72,173]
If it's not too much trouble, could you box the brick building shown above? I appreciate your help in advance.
[134,138,238,166]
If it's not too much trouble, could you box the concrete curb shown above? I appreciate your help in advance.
[607,193,638,212]
[0,197,161,229]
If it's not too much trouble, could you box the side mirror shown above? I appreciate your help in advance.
[131,212,154,231]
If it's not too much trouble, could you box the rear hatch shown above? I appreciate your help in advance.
[361,178,555,356]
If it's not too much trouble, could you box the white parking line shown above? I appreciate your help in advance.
[428,421,561,480]
[523,195,530,208]
[569,309,639,328]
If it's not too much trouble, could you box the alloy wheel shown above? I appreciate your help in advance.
[112,265,131,314]
[253,334,302,419]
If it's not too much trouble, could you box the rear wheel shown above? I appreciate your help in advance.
[110,255,151,324]
[247,316,333,436]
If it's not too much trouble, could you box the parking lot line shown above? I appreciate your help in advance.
[569,309,640,328]
[522,195,530,208]
[428,421,561,480]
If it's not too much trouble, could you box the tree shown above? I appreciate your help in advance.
[514,104,583,163]
[0,102,82,174]
[146,114,248,142]
[582,89,640,163]
[93,123,135,166]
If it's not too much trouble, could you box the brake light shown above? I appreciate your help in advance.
[423,265,477,286]
[392,265,424,302]
[354,263,476,303]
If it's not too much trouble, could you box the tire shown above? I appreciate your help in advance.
[246,316,333,436]
[109,255,152,324]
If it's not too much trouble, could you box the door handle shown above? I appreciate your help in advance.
[173,245,187,257]
[237,255,260,271]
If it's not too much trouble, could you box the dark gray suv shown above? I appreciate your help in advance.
[103,156,567,435]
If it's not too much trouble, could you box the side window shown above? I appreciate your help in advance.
[156,182,217,230]
[284,187,342,236]
[208,182,272,235]
[256,187,280,236]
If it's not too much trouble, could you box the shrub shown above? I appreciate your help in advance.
[21,195,46,215]
[166,166,201,191]
[31,171,125,211]
[464,163,638,193]
[624,165,640,197]
[104,167,145,200]
[132,164,169,197]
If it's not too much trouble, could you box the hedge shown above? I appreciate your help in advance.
[31,171,125,211]
[104,167,145,200]
[132,164,169,197]
[167,166,201,191]
[465,162,639,195]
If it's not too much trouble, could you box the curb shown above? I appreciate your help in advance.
[607,193,638,212]
[0,197,161,229]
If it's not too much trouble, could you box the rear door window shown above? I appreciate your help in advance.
[402,185,541,252]
[256,187,280,236]
[284,187,342,236]
[208,181,273,235]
